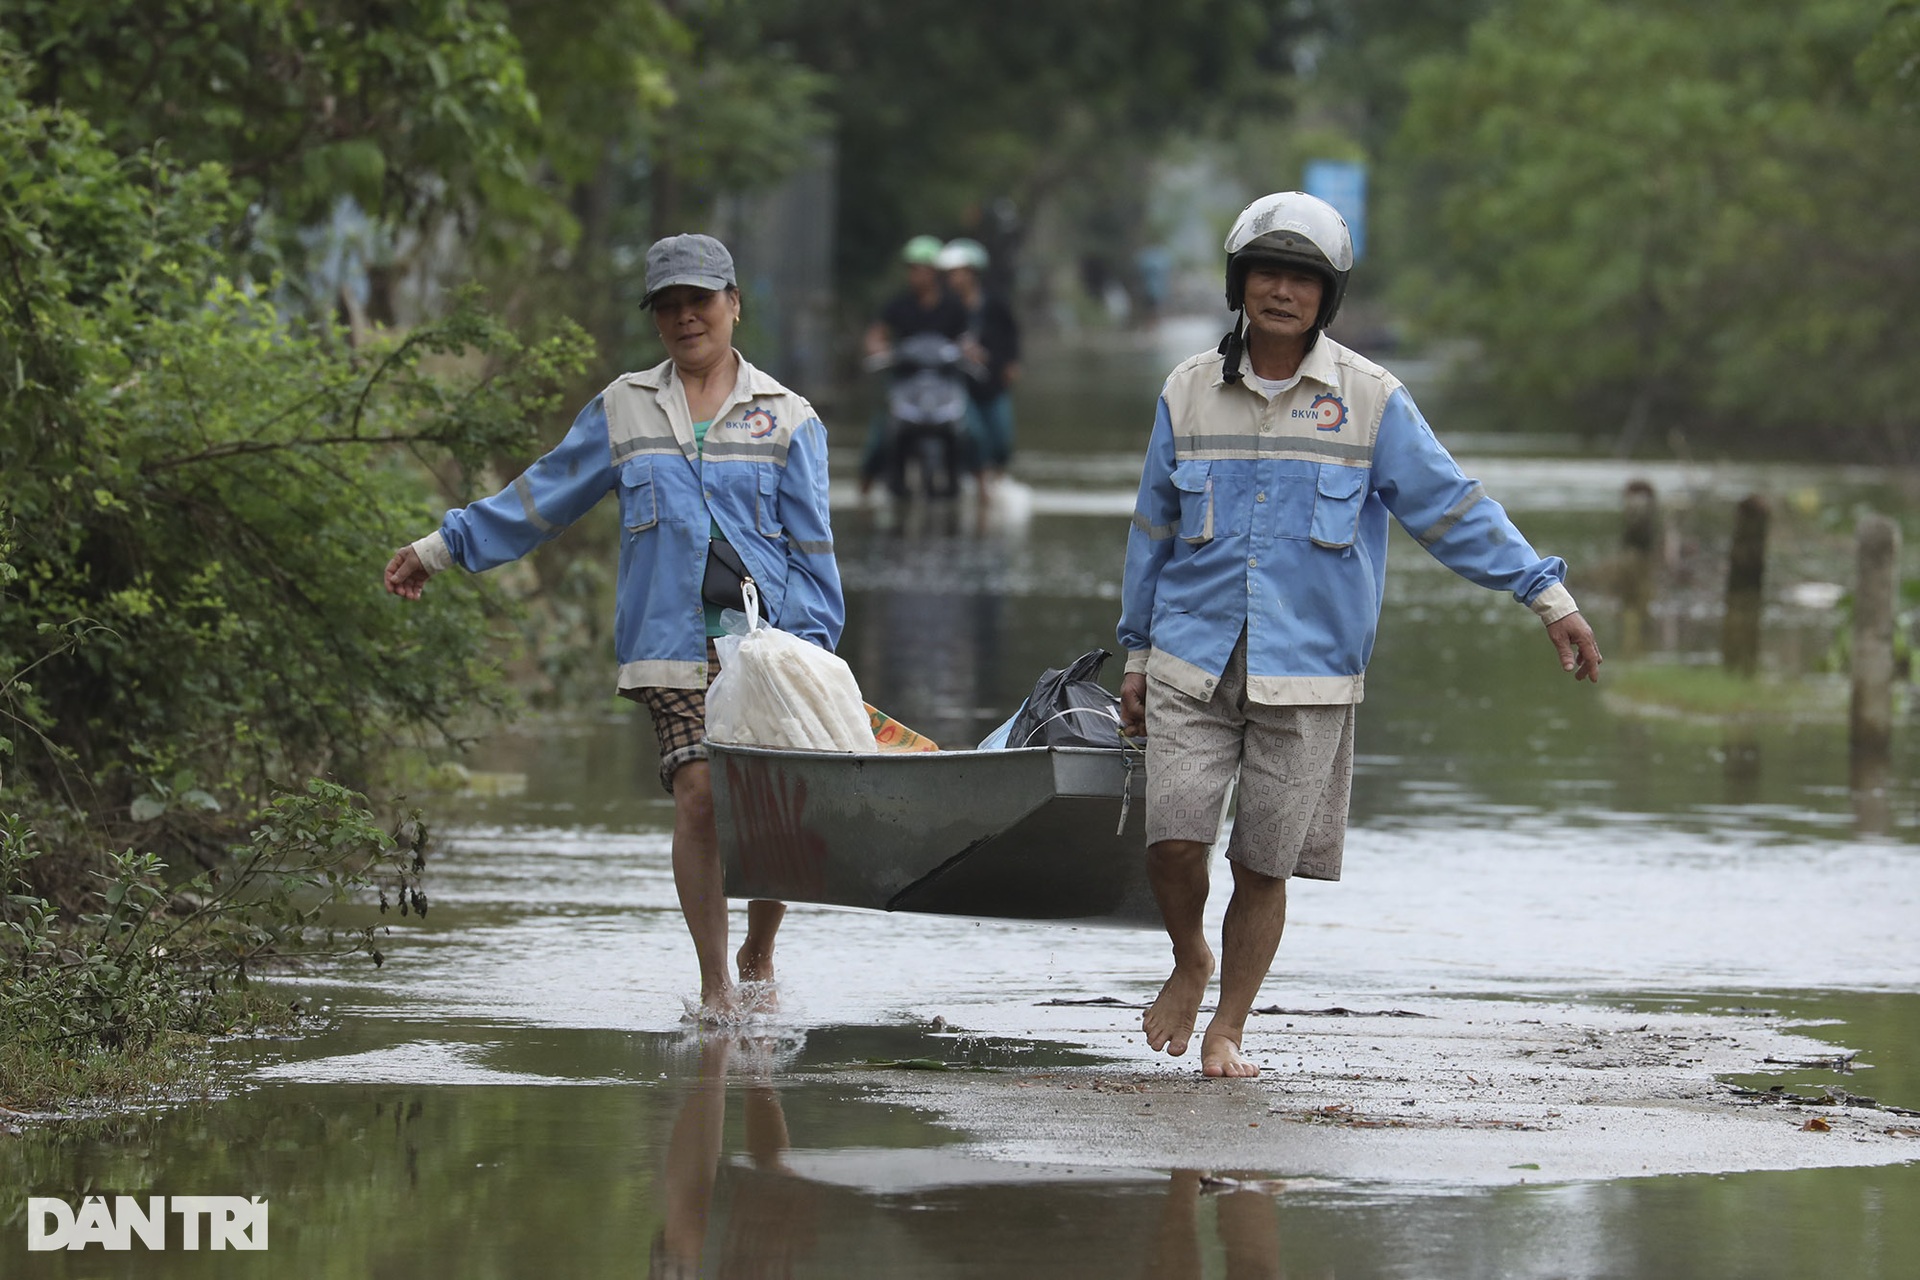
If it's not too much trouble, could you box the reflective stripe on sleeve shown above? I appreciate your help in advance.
[1132,513,1176,540]
[513,474,556,533]
[1414,482,1486,549]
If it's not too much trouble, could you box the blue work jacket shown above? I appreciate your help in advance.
[414,354,844,692]
[1118,337,1576,705]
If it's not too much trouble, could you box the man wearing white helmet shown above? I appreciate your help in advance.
[1115,192,1601,1077]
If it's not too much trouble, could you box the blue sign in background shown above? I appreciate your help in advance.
[1303,159,1367,262]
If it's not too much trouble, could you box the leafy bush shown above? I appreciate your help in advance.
[0,45,589,1104]
[0,49,591,816]
[0,787,424,1105]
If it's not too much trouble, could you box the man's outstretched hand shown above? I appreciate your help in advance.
[1547,611,1602,683]
[1119,672,1147,737]
[384,546,432,600]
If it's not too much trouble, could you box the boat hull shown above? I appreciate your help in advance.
[710,744,1157,926]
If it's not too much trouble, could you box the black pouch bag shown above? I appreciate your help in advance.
[1006,650,1126,749]
[702,539,751,612]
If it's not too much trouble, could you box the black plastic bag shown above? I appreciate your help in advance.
[1005,650,1127,749]
[702,538,750,611]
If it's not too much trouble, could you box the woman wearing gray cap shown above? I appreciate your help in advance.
[384,233,845,1020]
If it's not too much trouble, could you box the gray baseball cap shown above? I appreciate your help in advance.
[641,233,736,307]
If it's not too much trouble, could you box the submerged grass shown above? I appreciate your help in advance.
[0,989,302,1115]
[0,788,423,1119]
[1606,663,1849,720]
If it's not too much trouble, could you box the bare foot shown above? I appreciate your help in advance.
[737,946,778,1014]
[684,980,737,1025]
[1199,1030,1259,1078]
[1143,954,1214,1056]
[737,942,774,984]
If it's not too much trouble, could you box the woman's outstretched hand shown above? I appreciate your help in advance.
[384,546,431,600]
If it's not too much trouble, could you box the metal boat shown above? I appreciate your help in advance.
[710,742,1157,926]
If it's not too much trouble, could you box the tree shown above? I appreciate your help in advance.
[755,0,1318,302]
[1393,0,1920,458]
[3,0,562,311]
[0,50,590,821]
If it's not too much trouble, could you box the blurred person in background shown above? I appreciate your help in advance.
[861,235,971,495]
[384,233,845,1022]
[864,233,968,357]
[1115,192,1601,1078]
[938,236,1022,488]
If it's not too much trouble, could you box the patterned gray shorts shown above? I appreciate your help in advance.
[1144,635,1355,881]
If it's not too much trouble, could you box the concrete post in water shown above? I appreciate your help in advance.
[1720,495,1769,677]
[1849,514,1900,761]
[1619,480,1658,657]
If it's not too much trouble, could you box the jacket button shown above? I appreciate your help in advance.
[1248,557,1258,567]
[1256,492,1266,502]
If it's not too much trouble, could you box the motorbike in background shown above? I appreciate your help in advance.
[863,332,982,500]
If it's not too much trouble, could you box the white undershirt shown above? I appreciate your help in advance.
[1248,370,1303,400]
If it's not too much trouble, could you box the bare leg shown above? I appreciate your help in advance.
[1202,861,1287,1078]
[670,761,733,1018]
[1140,1169,1204,1280]
[1143,839,1216,1057]
[737,899,786,1012]
[743,1075,792,1171]
[659,1035,732,1266]
[1217,1184,1283,1280]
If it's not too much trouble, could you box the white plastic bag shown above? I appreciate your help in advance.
[706,581,878,752]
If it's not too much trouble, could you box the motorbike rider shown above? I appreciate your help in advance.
[861,235,974,497]
[864,234,968,356]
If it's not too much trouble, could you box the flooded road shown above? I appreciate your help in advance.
[8,326,1919,1277]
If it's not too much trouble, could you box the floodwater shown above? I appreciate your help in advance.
[7,322,1920,1277]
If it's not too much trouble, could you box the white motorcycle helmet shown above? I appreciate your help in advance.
[1217,191,1353,381]
[1223,191,1353,330]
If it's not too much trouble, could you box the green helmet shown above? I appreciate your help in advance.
[901,235,945,266]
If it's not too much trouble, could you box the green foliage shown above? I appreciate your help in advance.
[1858,2,1920,108]
[0,786,420,1105]
[1393,0,1920,457]
[0,41,602,1103]
[0,55,593,808]
[3,0,552,269]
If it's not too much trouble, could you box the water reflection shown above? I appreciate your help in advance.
[1721,725,1763,806]
[1142,1170,1292,1280]
[655,1034,817,1278]
[1850,753,1893,838]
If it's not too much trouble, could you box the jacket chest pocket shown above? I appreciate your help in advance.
[755,468,783,538]
[1171,460,1214,545]
[619,458,658,533]
[1309,464,1367,549]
